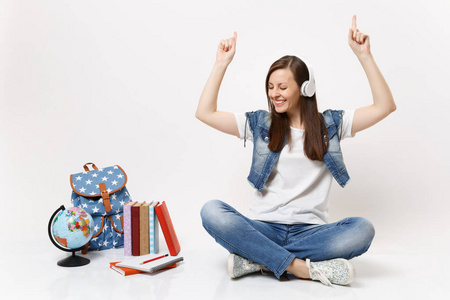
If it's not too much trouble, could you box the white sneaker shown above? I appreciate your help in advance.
[227,254,269,278]
[306,258,355,286]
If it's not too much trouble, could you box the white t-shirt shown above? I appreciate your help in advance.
[235,110,355,225]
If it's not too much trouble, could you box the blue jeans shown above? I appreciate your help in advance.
[200,200,375,279]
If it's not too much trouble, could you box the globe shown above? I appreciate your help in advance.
[48,205,94,267]
[52,206,94,249]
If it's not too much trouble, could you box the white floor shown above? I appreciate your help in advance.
[2,234,448,300]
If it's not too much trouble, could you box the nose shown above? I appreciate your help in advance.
[270,88,280,99]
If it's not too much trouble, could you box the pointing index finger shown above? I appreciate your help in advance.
[352,15,357,30]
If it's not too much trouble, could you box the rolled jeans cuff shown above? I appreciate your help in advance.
[275,253,296,279]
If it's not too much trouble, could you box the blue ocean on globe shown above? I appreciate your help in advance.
[52,207,94,249]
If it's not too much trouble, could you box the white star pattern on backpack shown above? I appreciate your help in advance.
[71,164,131,251]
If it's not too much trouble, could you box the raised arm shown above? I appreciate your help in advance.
[195,32,240,137]
[348,15,396,136]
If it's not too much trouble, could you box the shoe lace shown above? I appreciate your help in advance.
[244,259,269,275]
[306,259,333,287]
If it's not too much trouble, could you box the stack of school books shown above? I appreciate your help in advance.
[123,201,181,257]
[111,201,182,276]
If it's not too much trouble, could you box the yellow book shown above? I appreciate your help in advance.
[139,202,151,255]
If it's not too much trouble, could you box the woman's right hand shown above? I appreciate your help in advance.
[196,31,240,138]
[216,32,237,65]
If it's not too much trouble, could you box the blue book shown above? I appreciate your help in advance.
[149,202,160,254]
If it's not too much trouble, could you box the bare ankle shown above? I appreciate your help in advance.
[286,258,311,279]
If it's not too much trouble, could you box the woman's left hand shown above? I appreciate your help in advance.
[348,15,371,56]
[347,15,396,136]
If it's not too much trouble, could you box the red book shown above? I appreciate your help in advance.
[155,201,181,256]
[132,202,143,256]
[110,262,143,276]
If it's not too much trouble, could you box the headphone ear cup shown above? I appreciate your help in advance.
[301,61,316,97]
[301,80,315,97]
[301,81,309,97]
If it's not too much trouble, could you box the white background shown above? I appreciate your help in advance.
[1,0,449,295]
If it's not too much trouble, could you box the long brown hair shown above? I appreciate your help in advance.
[265,55,328,161]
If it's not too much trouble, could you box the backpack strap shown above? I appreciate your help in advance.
[81,244,89,255]
[81,216,105,254]
[83,162,98,171]
[99,182,111,213]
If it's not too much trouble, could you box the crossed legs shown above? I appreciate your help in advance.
[201,200,375,279]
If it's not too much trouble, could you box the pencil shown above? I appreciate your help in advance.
[140,254,169,265]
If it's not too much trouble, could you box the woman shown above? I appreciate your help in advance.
[196,15,396,286]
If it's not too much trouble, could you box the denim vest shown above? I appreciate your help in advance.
[244,110,350,192]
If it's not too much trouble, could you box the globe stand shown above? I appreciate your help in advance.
[57,251,90,267]
[48,205,91,267]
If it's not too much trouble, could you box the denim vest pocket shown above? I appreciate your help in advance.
[255,126,271,156]
[326,125,341,153]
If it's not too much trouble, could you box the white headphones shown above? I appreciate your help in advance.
[299,57,316,98]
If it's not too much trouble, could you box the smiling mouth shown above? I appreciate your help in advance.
[273,99,286,106]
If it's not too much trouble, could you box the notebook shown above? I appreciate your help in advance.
[110,261,177,276]
[116,254,184,273]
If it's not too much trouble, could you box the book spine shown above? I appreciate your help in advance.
[149,204,159,254]
[110,262,126,276]
[155,201,181,256]
[140,204,150,255]
[123,202,135,256]
[131,205,141,256]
